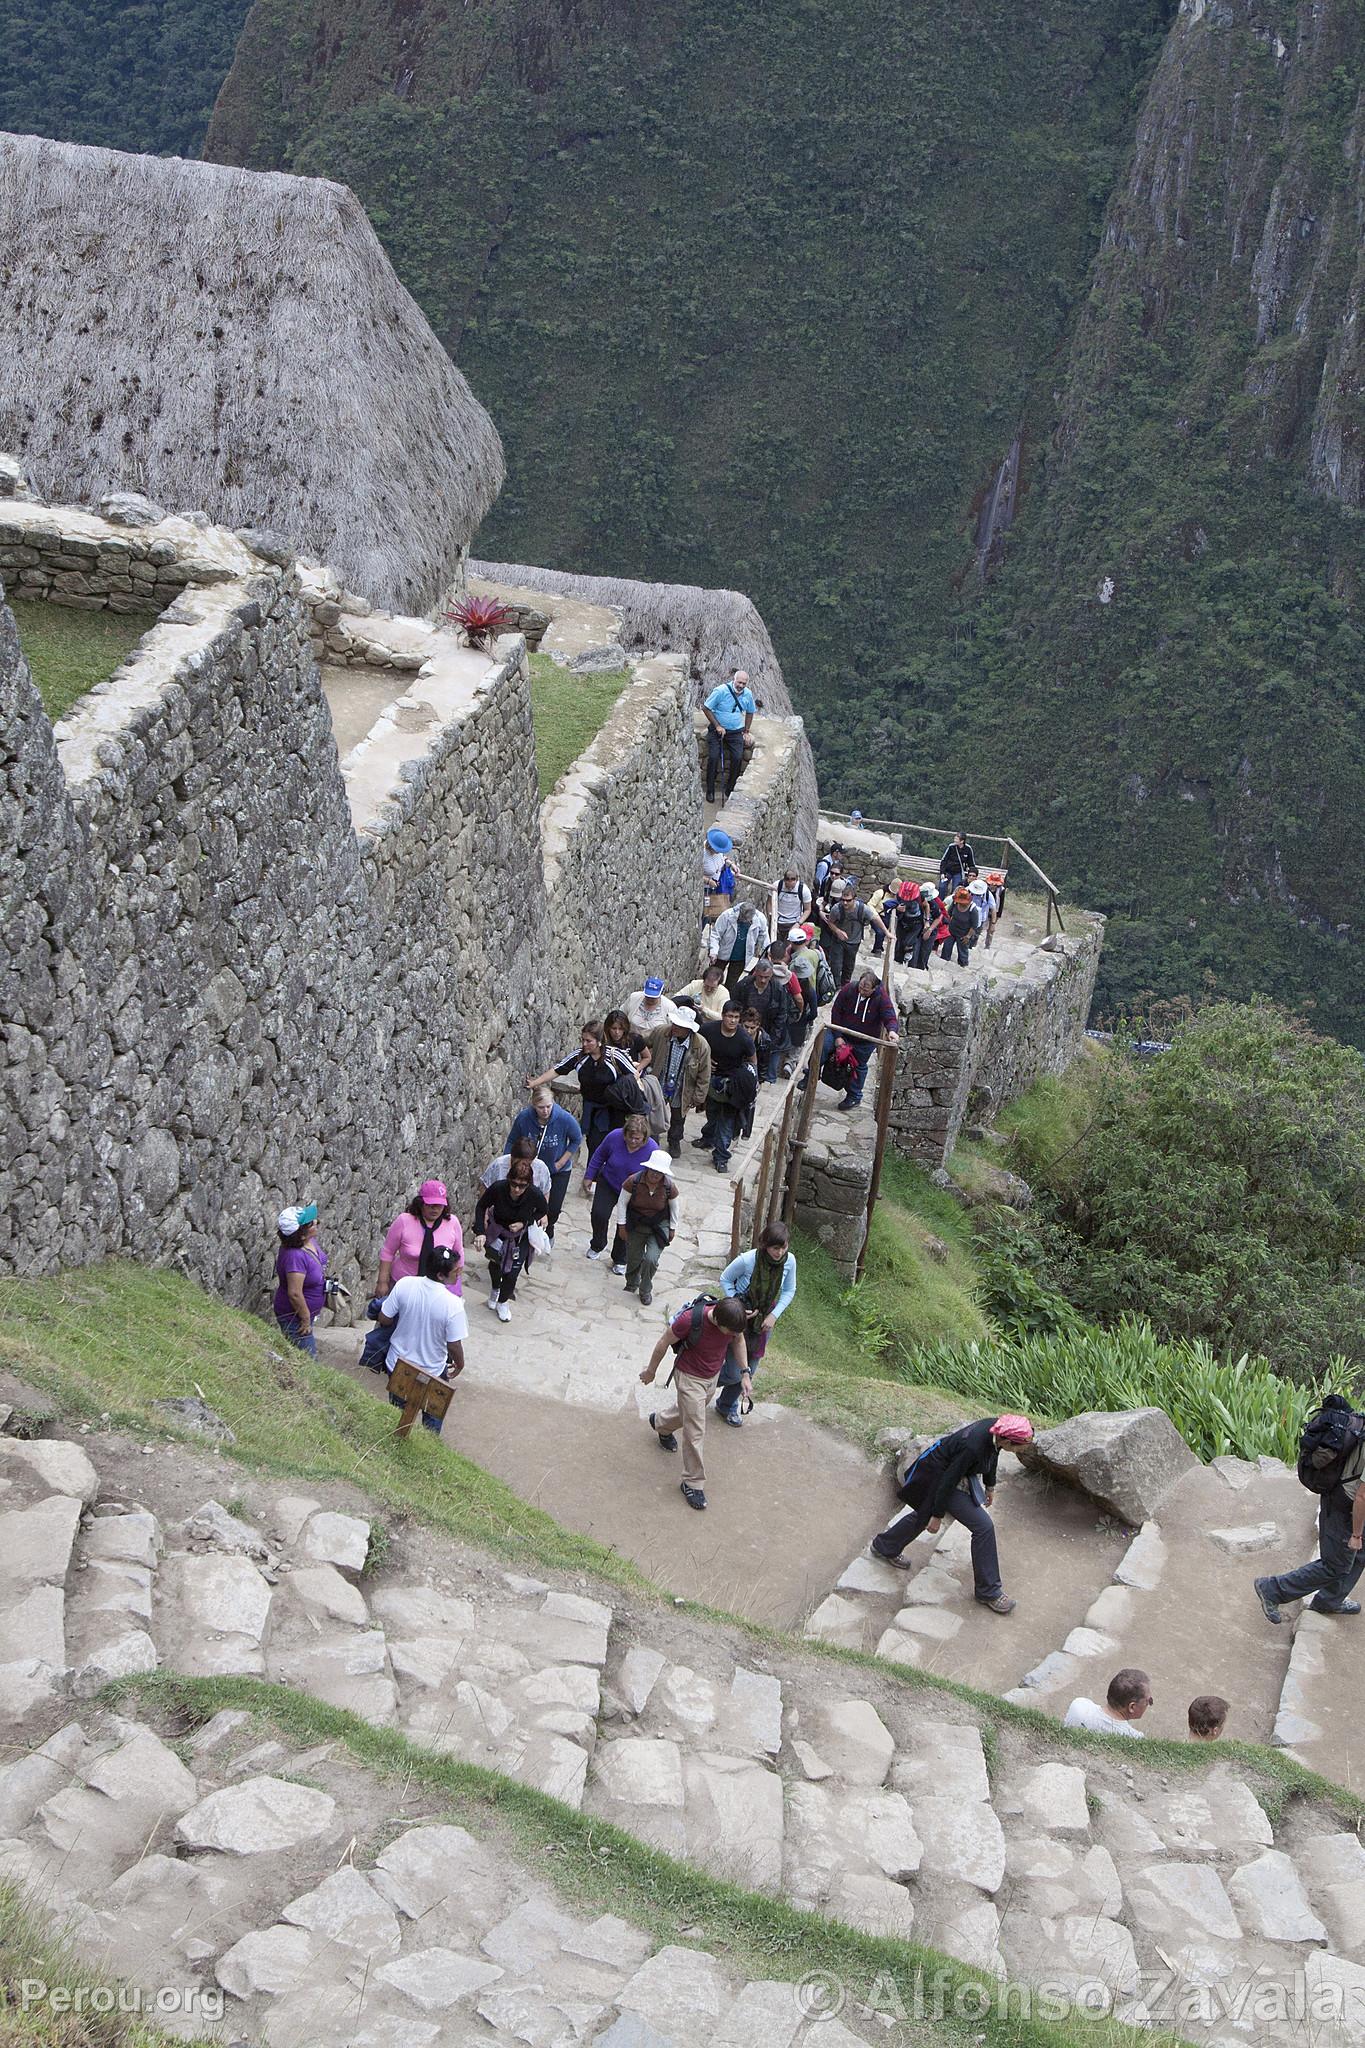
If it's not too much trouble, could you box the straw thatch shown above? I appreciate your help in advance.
[0,132,504,612]
[475,557,820,866]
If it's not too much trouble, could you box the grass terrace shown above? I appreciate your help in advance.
[10,596,148,721]
[528,649,631,799]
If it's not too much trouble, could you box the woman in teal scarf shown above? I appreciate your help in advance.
[715,1221,797,1426]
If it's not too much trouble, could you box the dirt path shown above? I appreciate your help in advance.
[318,1334,884,1628]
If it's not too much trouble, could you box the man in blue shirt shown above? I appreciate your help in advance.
[505,1086,583,1241]
[702,669,756,803]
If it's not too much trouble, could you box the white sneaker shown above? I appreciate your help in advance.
[586,1248,604,1261]
[611,1262,627,1276]
[495,1301,511,1323]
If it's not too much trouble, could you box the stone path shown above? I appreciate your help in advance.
[805,1445,1326,1756]
[6,1427,1365,2043]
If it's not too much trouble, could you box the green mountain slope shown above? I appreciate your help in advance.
[204,0,1166,777]
[0,0,252,157]
[933,0,1365,1035]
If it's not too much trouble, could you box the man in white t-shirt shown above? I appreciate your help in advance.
[1063,1668,1153,1739]
[377,1247,466,1435]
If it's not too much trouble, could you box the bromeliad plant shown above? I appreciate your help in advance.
[444,592,515,650]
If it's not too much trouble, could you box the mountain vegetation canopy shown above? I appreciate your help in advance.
[4,0,1364,1038]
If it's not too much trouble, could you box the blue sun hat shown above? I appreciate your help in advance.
[706,826,733,853]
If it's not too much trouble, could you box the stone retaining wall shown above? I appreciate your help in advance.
[544,656,704,1018]
[889,920,1105,1166]
[703,712,808,903]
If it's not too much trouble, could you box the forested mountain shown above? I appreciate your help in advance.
[5,0,1364,1037]
[0,0,251,157]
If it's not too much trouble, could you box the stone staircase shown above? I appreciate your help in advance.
[5,1424,1365,2043]
[805,1446,1329,1760]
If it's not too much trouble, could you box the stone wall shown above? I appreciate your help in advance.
[889,920,1105,1166]
[0,498,730,1308]
[543,656,705,1017]
[703,712,808,905]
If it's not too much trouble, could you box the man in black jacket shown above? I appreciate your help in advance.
[939,830,975,893]
[870,1415,1034,1613]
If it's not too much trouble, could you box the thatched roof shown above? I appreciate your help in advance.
[470,559,796,716]
[0,132,504,612]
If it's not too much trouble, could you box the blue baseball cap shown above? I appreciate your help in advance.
[643,976,665,998]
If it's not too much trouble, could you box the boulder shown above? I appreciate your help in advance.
[175,1776,336,1854]
[99,489,165,526]
[1018,1407,1197,1523]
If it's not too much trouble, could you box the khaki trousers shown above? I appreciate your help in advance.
[653,1370,719,1488]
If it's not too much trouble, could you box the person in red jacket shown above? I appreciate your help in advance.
[811,968,900,1109]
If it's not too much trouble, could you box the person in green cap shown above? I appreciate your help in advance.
[272,1201,326,1353]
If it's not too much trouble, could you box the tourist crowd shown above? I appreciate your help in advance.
[268,824,1002,1509]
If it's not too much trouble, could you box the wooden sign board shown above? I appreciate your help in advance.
[389,1358,455,1439]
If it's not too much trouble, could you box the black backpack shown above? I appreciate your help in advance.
[1297,1394,1365,1494]
[670,1294,719,1353]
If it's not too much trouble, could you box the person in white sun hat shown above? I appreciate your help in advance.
[614,1150,679,1307]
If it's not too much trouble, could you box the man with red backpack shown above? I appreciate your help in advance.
[1255,1395,1365,1622]
[640,1294,749,1511]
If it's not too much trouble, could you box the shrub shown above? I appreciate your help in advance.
[1004,1001,1365,1379]
[905,1317,1331,1464]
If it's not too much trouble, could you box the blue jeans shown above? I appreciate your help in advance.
[276,1312,317,1357]
[820,1029,872,1104]
[389,1389,442,1435]
[701,1100,738,1166]
[360,1319,390,1372]
[1261,1494,1365,1611]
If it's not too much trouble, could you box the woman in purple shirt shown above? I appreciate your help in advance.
[273,1202,328,1354]
[583,1112,652,1266]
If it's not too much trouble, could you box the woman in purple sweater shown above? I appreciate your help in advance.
[584,1112,652,1267]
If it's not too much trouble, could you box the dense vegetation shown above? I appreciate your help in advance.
[995,1004,1365,1382]
[0,0,251,157]
[12,0,1365,1034]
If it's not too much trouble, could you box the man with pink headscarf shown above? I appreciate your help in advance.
[870,1414,1034,1613]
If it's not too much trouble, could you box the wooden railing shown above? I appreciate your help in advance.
[725,928,901,1280]
[819,809,1065,934]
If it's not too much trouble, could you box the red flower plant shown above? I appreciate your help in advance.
[444,593,515,650]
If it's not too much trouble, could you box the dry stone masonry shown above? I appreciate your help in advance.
[4,1425,1365,2046]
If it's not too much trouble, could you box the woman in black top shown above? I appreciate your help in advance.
[473,1154,549,1321]
[869,1414,1034,1612]
[527,1021,634,1159]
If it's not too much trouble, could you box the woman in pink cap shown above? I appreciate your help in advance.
[869,1414,1034,1613]
[359,1179,464,1372]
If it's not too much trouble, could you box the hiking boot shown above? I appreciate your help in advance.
[690,1135,711,1149]
[639,1284,652,1306]
[977,1593,1016,1615]
[838,1094,858,1111]
[624,1278,638,1294]
[649,1414,677,1453]
[1254,1576,1283,1624]
[869,1542,912,1569]
[1309,1597,1361,1615]
[721,1410,743,1427]
[714,1156,730,1172]
[681,1482,707,1510]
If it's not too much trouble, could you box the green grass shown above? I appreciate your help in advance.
[528,651,631,800]
[0,1263,653,1595]
[907,1319,1321,1465]
[769,1159,986,1443]
[113,1670,1184,2048]
[10,598,149,721]
[0,1875,208,2047]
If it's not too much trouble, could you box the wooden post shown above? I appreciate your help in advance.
[782,1035,822,1223]
[855,1034,898,1282]
[1046,890,1053,936]
[729,1175,745,1260]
